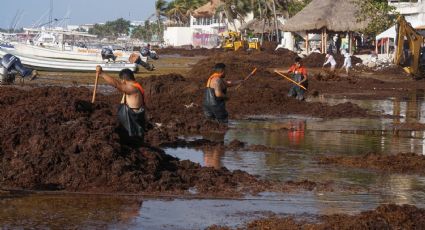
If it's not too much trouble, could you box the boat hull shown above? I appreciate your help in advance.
[13,43,131,62]
[0,48,138,72]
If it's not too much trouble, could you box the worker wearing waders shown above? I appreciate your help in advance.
[96,66,147,145]
[287,57,308,101]
[203,63,244,123]
[0,54,37,84]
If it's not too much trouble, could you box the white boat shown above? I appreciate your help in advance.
[0,48,138,72]
[14,28,131,62]
[12,43,132,62]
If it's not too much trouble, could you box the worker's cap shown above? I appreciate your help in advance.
[213,63,226,71]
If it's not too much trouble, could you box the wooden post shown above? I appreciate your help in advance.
[386,37,390,56]
[324,28,327,53]
[381,39,384,54]
[348,32,352,54]
[321,29,324,53]
[375,39,378,54]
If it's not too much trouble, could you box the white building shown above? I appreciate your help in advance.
[389,0,425,25]
[164,0,253,48]
[374,1,425,55]
[131,21,145,27]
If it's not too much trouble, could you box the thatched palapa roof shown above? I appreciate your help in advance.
[193,0,224,18]
[281,0,369,32]
[240,19,283,34]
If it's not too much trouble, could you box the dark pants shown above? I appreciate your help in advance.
[102,54,117,61]
[287,74,306,101]
[117,126,144,149]
[135,57,154,71]
[203,104,228,123]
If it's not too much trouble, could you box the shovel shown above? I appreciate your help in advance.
[274,70,307,91]
[92,66,101,103]
[235,67,257,90]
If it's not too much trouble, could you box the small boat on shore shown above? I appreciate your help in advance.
[0,48,138,72]
[13,42,131,62]
[13,28,132,62]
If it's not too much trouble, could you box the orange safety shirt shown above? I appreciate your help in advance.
[206,73,224,88]
[288,64,308,77]
[132,82,146,107]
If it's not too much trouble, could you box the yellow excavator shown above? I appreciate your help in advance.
[222,31,260,51]
[394,16,425,78]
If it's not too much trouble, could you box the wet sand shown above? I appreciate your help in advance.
[2,48,425,229]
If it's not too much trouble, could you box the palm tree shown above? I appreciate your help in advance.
[185,0,208,16]
[155,0,167,41]
[167,1,189,25]
[217,0,252,31]
[166,0,208,26]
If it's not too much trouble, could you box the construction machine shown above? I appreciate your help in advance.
[222,31,260,51]
[394,16,425,77]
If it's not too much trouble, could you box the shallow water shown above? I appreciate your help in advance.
[2,94,425,229]
[308,89,425,123]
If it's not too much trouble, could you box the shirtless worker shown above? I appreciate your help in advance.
[203,63,244,123]
[96,66,147,144]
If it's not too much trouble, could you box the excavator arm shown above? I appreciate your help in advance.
[394,16,424,76]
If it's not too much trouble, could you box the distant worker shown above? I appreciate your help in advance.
[101,46,117,62]
[323,52,337,72]
[0,54,37,84]
[287,57,308,101]
[141,43,159,60]
[312,47,321,53]
[96,66,148,144]
[129,44,158,71]
[203,63,244,123]
[275,37,286,51]
[340,49,352,75]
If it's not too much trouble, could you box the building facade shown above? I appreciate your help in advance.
[389,0,425,26]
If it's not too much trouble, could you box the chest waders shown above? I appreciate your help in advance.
[202,74,229,123]
[287,72,307,101]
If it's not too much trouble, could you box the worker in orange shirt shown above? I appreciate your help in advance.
[287,57,308,101]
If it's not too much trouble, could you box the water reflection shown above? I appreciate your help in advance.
[203,147,224,169]
[309,89,425,123]
[226,117,425,155]
[0,193,142,229]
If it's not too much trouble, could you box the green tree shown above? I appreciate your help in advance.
[355,0,398,36]
[285,0,312,17]
[216,0,252,31]
[88,18,131,38]
[166,0,211,26]
[155,0,168,40]
[167,1,188,25]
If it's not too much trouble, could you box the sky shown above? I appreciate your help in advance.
[0,0,156,29]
